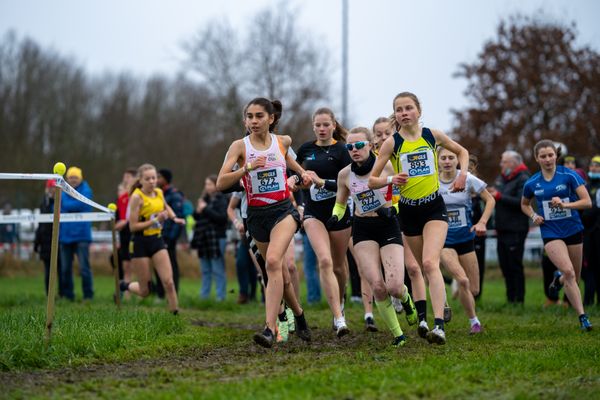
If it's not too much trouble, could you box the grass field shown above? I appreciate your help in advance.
[0,271,599,399]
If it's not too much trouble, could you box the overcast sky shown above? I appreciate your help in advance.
[2,0,599,133]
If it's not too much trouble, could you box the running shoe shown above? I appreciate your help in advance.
[580,315,593,332]
[392,335,407,347]
[548,270,563,299]
[336,319,350,338]
[417,320,430,339]
[426,326,447,345]
[469,322,483,335]
[350,296,362,304]
[119,280,130,292]
[294,313,312,342]
[391,296,404,314]
[285,307,295,334]
[277,318,289,343]
[365,316,378,332]
[401,293,418,326]
[253,327,275,348]
[444,303,452,323]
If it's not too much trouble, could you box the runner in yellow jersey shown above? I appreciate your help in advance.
[369,92,469,345]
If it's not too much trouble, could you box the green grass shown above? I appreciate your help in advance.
[0,273,599,399]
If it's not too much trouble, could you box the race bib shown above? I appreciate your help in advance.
[447,207,468,228]
[353,189,386,214]
[250,167,286,194]
[309,184,336,202]
[542,198,572,221]
[400,148,436,177]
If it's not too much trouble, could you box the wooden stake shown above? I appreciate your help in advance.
[111,217,121,308]
[45,185,62,347]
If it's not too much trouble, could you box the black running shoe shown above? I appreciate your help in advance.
[253,327,275,348]
[548,271,563,299]
[392,334,407,347]
[365,317,378,332]
[294,312,312,342]
[443,303,452,323]
[119,280,130,292]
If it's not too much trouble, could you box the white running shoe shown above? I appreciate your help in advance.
[417,320,430,339]
[426,326,446,345]
[335,318,350,338]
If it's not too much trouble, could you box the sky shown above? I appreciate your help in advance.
[1,0,599,133]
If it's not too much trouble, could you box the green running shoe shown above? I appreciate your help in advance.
[392,334,407,347]
[285,307,295,333]
[276,318,289,343]
[401,292,418,326]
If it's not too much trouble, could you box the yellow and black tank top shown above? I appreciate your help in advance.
[390,128,439,200]
[132,187,165,236]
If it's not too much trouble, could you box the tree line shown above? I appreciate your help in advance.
[1,9,599,209]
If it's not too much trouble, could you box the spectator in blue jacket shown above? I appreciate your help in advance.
[59,166,94,301]
[156,168,185,296]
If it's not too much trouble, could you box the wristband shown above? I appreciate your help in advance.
[386,176,393,185]
[245,162,253,172]
[332,202,347,220]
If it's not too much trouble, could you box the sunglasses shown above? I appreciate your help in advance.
[345,141,368,151]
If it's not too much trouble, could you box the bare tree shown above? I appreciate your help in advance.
[451,14,600,181]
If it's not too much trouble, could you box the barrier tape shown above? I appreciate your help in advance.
[0,172,112,214]
[0,212,113,224]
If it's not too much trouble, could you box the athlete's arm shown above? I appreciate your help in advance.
[217,140,247,192]
[165,203,186,225]
[521,196,544,226]
[553,185,592,210]
[471,188,495,236]
[433,129,469,192]
[128,194,152,232]
[334,166,351,206]
[369,136,400,189]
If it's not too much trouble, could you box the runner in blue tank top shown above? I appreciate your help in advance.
[521,139,593,331]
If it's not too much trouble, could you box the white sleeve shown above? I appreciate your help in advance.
[467,173,487,194]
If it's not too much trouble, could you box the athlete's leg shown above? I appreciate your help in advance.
[127,257,152,297]
[545,240,585,315]
[330,227,352,305]
[152,249,179,312]
[441,248,476,319]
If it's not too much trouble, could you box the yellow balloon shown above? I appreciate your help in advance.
[53,162,66,176]
[108,203,117,212]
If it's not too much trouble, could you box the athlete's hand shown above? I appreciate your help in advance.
[173,217,186,226]
[251,156,267,170]
[301,171,313,186]
[156,210,169,222]
[287,175,300,191]
[470,221,487,236]
[450,173,467,192]
[325,215,339,230]
[391,172,409,186]
[376,206,398,219]
[532,214,544,226]
[550,196,564,208]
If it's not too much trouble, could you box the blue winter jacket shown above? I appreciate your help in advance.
[59,180,93,243]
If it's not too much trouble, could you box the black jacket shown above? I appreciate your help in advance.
[493,164,530,233]
[34,194,55,260]
[582,177,600,232]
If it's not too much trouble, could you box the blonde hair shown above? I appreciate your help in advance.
[129,163,156,195]
[349,126,373,143]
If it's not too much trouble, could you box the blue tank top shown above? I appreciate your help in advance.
[522,165,585,239]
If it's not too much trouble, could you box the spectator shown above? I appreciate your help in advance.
[468,154,487,300]
[156,168,185,296]
[33,180,63,296]
[114,168,137,296]
[488,151,530,304]
[0,202,18,254]
[192,175,229,301]
[59,166,94,301]
[582,155,600,305]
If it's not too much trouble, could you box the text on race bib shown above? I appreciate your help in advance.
[400,149,436,177]
[542,198,572,221]
[447,207,468,228]
[309,184,336,202]
[250,167,286,194]
[353,189,386,214]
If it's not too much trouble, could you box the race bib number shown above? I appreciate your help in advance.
[447,207,468,228]
[542,198,572,221]
[353,189,386,214]
[400,149,435,177]
[309,184,336,202]
[250,167,286,194]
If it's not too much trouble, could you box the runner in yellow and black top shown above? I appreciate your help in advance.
[120,163,186,314]
[369,92,469,345]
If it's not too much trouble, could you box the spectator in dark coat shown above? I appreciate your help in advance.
[34,180,63,296]
[582,155,600,305]
[488,151,530,304]
[192,175,229,301]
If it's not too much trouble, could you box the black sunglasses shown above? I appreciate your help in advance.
[345,141,368,151]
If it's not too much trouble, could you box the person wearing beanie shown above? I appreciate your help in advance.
[59,166,94,301]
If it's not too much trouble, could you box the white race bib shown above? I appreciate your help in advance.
[352,189,386,214]
[309,184,336,202]
[542,198,572,221]
[447,207,468,228]
[400,149,436,177]
[250,167,286,194]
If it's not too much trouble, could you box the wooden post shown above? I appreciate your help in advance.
[111,217,121,308]
[45,185,62,347]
